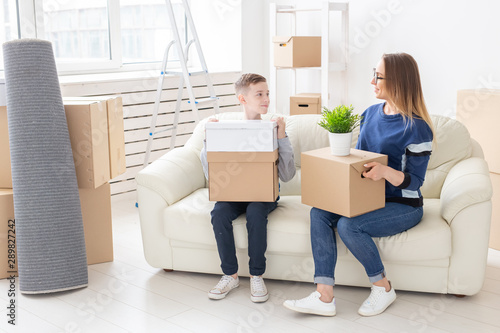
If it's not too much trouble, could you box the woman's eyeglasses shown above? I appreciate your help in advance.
[373,68,385,84]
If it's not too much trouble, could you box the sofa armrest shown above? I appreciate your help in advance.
[440,157,492,223]
[136,146,206,206]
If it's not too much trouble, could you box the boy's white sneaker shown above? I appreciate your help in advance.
[283,291,336,316]
[250,276,269,303]
[208,275,239,300]
[358,284,396,316]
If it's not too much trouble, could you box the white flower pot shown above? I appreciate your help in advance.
[328,132,353,156]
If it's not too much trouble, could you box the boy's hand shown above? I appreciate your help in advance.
[204,117,218,140]
[204,117,218,130]
[272,116,286,139]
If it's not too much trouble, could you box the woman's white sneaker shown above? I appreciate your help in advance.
[250,276,269,303]
[358,284,396,316]
[208,275,239,300]
[283,291,336,316]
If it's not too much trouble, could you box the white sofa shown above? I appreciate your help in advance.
[136,112,493,296]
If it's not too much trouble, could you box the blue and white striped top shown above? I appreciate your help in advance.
[356,102,433,207]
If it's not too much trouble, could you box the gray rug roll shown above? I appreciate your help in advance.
[3,39,88,294]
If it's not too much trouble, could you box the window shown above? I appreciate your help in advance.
[0,0,19,71]
[40,2,110,61]
[2,0,187,73]
[120,1,185,64]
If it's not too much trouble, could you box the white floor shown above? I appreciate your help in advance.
[1,191,500,333]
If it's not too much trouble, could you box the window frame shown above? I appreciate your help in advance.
[15,0,186,75]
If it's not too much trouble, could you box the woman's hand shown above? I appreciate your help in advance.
[363,161,405,187]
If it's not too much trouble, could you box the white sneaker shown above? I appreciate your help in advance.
[208,275,239,300]
[250,276,269,303]
[283,291,336,316]
[358,283,396,316]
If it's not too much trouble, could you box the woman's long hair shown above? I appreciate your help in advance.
[382,53,434,137]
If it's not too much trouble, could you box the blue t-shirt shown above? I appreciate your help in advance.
[355,102,433,207]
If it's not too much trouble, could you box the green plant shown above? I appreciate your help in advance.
[318,104,362,133]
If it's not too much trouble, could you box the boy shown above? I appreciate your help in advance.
[200,73,296,302]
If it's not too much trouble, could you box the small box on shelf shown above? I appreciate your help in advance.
[272,36,321,68]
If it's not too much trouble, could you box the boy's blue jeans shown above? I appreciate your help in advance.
[311,202,423,286]
[211,201,278,276]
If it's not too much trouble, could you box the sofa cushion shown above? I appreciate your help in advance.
[163,189,347,255]
[374,199,451,261]
[163,190,451,262]
[420,115,472,198]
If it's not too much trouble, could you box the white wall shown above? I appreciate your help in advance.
[191,0,242,72]
[242,0,500,117]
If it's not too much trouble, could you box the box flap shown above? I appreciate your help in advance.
[207,150,278,163]
[291,93,321,104]
[206,120,278,130]
[272,36,293,44]
[63,99,103,106]
[0,189,13,195]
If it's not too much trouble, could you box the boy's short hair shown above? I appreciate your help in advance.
[234,73,267,95]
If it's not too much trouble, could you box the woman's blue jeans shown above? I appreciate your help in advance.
[311,202,423,286]
[211,201,278,276]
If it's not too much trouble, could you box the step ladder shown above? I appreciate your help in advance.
[142,0,220,168]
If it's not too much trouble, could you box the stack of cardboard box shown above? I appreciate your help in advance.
[272,36,323,116]
[0,97,126,278]
[457,89,500,250]
[206,120,279,202]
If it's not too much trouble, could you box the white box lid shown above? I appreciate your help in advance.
[206,120,278,152]
[205,120,277,130]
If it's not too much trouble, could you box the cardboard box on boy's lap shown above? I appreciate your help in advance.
[206,120,279,202]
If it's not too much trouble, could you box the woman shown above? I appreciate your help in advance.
[283,53,434,317]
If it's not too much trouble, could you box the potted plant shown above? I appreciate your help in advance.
[318,104,362,156]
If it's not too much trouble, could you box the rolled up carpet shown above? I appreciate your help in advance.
[3,39,88,294]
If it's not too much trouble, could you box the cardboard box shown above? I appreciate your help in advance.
[207,150,279,202]
[0,106,12,188]
[105,97,126,179]
[273,36,321,68]
[490,172,500,250]
[79,182,114,264]
[456,89,500,173]
[0,189,17,279]
[205,120,278,152]
[301,148,388,217]
[64,100,111,189]
[0,183,113,275]
[290,93,322,115]
[64,96,126,179]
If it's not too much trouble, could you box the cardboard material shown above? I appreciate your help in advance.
[490,172,500,250]
[456,89,500,173]
[79,182,114,264]
[0,189,17,279]
[301,148,388,217]
[273,36,321,68]
[105,96,126,179]
[64,100,111,189]
[0,106,12,188]
[205,120,278,152]
[64,96,126,179]
[207,150,279,202]
[0,184,114,274]
[290,93,322,115]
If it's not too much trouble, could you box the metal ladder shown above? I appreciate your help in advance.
[142,0,220,168]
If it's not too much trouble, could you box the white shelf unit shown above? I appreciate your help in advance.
[269,2,349,114]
